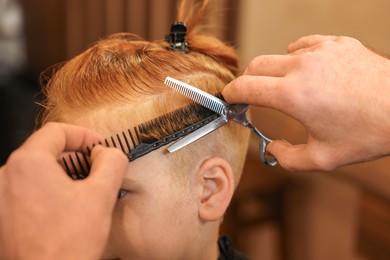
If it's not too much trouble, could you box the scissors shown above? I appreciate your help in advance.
[164,77,277,167]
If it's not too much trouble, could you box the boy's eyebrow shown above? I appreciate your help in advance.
[62,98,221,180]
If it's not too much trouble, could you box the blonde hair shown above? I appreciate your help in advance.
[38,0,249,181]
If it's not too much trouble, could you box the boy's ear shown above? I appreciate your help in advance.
[198,157,235,222]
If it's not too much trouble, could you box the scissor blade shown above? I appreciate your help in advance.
[164,77,228,116]
[168,116,228,152]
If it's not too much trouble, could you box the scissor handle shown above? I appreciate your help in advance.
[228,105,278,167]
[259,138,277,167]
[250,126,277,167]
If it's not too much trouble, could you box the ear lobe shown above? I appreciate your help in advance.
[198,157,235,222]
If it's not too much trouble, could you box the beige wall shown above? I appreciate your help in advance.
[238,0,390,66]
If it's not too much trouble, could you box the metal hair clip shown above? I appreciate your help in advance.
[165,22,189,53]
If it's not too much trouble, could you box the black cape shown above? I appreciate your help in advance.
[218,236,248,260]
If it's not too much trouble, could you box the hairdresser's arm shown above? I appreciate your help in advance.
[223,35,390,172]
[0,123,128,260]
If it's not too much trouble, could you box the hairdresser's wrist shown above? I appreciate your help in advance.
[366,58,390,159]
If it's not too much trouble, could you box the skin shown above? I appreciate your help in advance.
[223,35,390,172]
[0,123,128,260]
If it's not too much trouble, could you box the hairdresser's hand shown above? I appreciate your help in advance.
[223,35,390,171]
[0,123,128,260]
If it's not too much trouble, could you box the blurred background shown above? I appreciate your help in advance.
[1,0,390,259]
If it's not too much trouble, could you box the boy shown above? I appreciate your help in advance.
[38,1,250,258]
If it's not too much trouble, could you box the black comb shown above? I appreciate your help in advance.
[62,101,220,180]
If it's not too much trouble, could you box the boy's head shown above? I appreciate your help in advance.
[38,0,250,258]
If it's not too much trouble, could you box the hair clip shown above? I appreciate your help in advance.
[165,22,189,53]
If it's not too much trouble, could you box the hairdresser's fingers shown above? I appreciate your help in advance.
[287,35,339,53]
[223,75,288,111]
[244,55,294,77]
[22,123,103,158]
[87,145,128,200]
[267,141,335,172]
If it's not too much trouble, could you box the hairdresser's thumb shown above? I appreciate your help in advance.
[88,146,127,199]
[267,140,316,172]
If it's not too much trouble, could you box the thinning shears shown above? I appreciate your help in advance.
[164,77,277,167]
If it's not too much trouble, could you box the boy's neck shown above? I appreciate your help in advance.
[188,225,220,260]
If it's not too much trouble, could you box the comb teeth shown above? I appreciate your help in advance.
[62,151,91,179]
[62,128,140,179]
[164,77,227,116]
